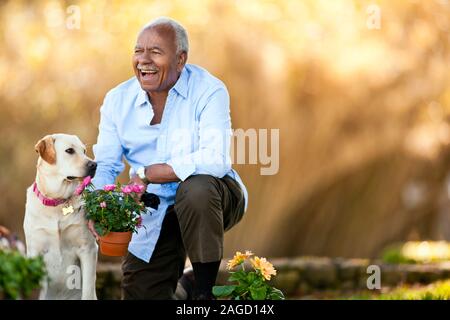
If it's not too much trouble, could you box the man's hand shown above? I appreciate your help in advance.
[145,164,180,184]
[87,220,100,241]
[129,172,160,209]
[129,174,147,202]
[129,174,147,188]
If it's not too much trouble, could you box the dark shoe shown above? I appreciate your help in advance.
[174,268,195,300]
[193,290,216,300]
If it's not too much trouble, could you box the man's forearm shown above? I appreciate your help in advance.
[145,163,181,184]
[91,165,121,190]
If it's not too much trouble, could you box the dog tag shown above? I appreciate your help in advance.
[62,205,74,216]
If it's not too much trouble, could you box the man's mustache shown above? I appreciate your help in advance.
[137,65,159,72]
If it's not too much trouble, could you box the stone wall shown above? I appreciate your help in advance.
[265,257,450,297]
[95,257,450,299]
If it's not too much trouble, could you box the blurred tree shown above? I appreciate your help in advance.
[1,0,450,258]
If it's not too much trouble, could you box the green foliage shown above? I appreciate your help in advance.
[213,253,285,300]
[0,249,46,299]
[82,183,147,236]
[342,280,450,300]
[381,245,417,264]
[377,280,450,300]
[213,269,285,300]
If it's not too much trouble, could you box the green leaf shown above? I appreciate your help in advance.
[250,286,267,300]
[212,285,236,297]
[234,284,247,295]
[268,287,285,300]
[253,277,264,286]
[229,270,246,282]
[94,223,106,236]
[246,271,257,283]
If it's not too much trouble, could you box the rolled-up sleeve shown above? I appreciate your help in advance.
[91,93,125,189]
[167,87,232,181]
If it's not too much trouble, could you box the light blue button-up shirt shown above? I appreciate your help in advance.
[91,64,248,262]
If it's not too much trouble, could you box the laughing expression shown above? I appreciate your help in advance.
[133,24,186,93]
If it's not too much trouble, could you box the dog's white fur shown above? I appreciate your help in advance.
[23,134,98,300]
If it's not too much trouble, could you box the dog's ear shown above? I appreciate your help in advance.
[35,135,56,164]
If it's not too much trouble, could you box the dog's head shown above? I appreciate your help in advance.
[35,134,97,183]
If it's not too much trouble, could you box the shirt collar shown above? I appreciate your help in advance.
[170,66,189,99]
[135,86,149,107]
[135,66,189,107]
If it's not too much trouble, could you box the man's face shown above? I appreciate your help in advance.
[133,25,186,93]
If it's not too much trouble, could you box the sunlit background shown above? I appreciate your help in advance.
[1,0,450,261]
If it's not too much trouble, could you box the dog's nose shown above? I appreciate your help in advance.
[87,161,97,177]
[87,161,97,170]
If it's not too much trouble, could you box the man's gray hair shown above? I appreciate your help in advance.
[141,17,189,54]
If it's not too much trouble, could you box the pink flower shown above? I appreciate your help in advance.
[121,185,133,194]
[136,216,143,228]
[74,176,92,195]
[74,185,84,196]
[100,201,107,208]
[82,176,92,187]
[103,184,116,192]
[131,184,145,193]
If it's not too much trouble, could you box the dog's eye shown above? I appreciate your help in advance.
[65,148,75,155]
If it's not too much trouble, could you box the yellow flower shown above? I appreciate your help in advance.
[250,256,277,280]
[226,250,253,270]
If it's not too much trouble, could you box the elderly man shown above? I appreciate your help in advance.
[91,17,247,300]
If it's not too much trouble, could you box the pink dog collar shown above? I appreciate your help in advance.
[33,182,67,207]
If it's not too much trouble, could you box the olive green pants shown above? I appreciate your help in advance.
[121,174,245,299]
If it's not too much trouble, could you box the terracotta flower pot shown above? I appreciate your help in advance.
[99,231,132,256]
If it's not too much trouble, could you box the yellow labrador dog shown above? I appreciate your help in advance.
[23,134,98,300]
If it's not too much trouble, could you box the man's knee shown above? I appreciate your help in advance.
[175,175,221,211]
